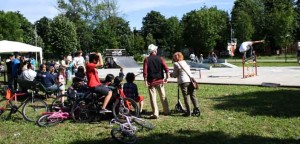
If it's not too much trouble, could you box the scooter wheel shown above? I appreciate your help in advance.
[192,108,201,117]
[175,104,183,113]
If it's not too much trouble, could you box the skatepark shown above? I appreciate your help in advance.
[98,54,300,88]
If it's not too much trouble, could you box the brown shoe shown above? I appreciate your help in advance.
[149,115,158,119]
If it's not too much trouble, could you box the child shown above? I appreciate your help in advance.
[57,67,66,95]
[123,73,144,113]
[119,68,125,81]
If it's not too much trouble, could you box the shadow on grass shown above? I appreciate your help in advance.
[69,130,299,144]
[213,89,300,117]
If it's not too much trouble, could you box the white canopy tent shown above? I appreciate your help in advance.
[0,40,43,63]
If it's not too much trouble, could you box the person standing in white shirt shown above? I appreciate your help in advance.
[73,50,85,73]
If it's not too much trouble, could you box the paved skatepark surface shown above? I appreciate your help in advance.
[98,66,300,87]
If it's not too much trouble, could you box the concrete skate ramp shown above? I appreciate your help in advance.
[113,56,140,68]
[220,63,238,68]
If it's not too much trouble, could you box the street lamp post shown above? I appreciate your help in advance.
[285,34,290,63]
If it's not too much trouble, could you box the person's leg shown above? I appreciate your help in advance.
[188,84,199,110]
[139,101,144,113]
[180,83,191,115]
[94,85,112,112]
[13,77,18,90]
[8,74,12,89]
[47,84,59,91]
[101,91,112,110]
[137,96,144,113]
[148,86,158,117]
[157,84,170,115]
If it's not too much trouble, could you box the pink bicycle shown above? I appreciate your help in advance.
[36,111,70,127]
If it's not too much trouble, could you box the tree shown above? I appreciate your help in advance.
[0,11,23,42]
[164,16,183,54]
[142,11,167,48]
[48,15,78,58]
[232,11,254,42]
[57,0,121,53]
[35,17,52,54]
[263,0,296,54]
[181,7,229,56]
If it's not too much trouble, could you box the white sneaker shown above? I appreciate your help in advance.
[99,109,112,113]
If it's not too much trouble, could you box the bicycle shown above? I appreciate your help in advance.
[0,80,48,122]
[110,114,154,144]
[36,111,69,127]
[50,86,88,112]
[71,80,139,123]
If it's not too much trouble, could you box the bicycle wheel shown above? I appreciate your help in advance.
[0,99,13,120]
[36,113,63,127]
[50,94,72,112]
[22,98,48,122]
[133,117,155,130]
[71,99,93,123]
[111,127,137,144]
[112,98,139,123]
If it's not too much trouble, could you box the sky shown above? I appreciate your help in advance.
[0,0,235,30]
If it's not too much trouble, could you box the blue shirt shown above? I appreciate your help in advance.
[36,71,55,88]
[11,59,20,77]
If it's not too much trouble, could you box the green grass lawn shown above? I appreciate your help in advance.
[0,82,299,144]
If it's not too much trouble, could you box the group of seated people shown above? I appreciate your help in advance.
[16,60,87,96]
[16,53,144,114]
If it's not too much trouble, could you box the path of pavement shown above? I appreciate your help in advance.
[98,66,300,88]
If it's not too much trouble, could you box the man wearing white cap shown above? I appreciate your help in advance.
[143,44,170,119]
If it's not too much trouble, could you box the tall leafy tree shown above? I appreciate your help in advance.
[35,17,52,54]
[0,11,23,42]
[164,16,182,54]
[261,0,296,54]
[141,11,167,48]
[181,7,229,56]
[48,15,78,57]
[295,0,300,41]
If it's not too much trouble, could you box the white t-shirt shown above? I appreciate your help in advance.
[73,56,85,67]
[21,69,37,81]
[239,41,253,52]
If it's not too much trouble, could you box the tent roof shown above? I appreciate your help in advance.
[0,40,42,53]
[0,40,43,63]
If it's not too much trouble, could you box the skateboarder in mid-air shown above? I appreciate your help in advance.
[239,40,264,60]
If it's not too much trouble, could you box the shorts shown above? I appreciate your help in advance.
[134,95,144,102]
[92,85,111,96]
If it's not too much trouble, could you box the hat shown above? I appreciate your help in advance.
[148,44,158,53]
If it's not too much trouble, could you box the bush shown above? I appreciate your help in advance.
[133,54,144,62]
